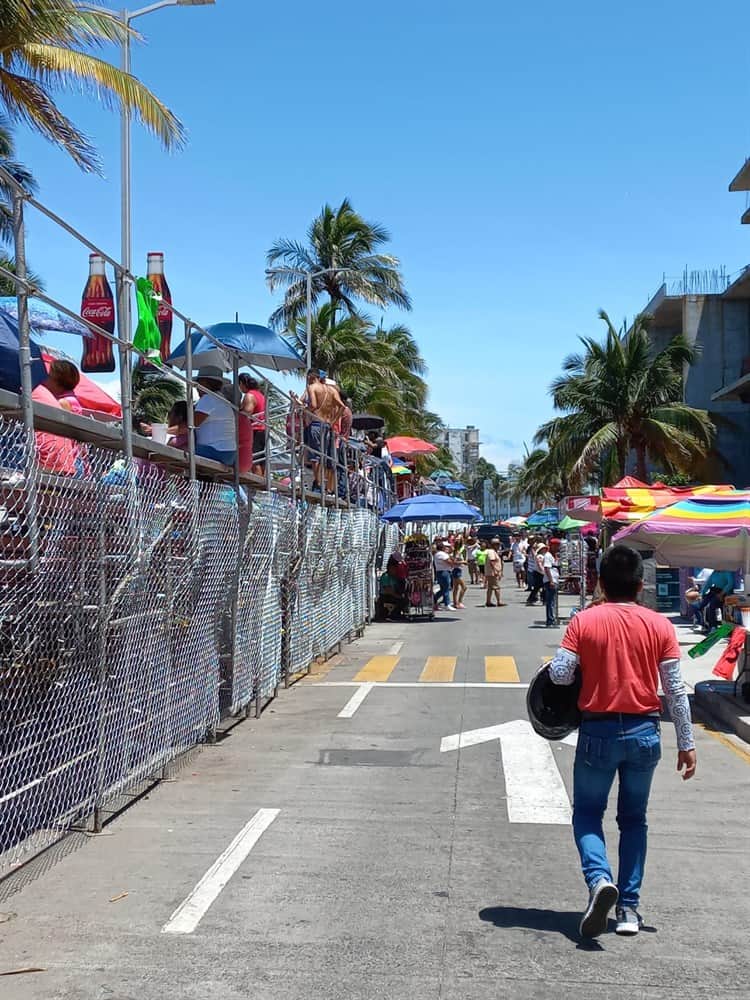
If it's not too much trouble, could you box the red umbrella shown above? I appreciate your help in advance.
[386,435,438,457]
[42,352,122,416]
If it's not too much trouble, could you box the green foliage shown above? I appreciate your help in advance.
[267,198,411,330]
[535,310,716,487]
[0,115,42,292]
[131,364,184,426]
[0,1,184,172]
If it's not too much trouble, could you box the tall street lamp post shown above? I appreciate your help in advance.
[265,267,355,370]
[119,1,214,343]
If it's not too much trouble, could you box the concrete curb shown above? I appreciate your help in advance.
[694,680,750,745]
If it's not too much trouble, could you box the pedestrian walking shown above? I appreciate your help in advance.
[484,538,505,607]
[476,540,488,583]
[525,538,543,606]
[511,533,527,588]
[466,536,480,584]
[538,540,559,627]
[433,541,455,610]
[548,545,696,938]
[452,539,467,609]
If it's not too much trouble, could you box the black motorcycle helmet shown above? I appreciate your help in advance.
[526,661,582,740]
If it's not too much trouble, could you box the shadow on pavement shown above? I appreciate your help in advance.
[478,905,602,949]
[479,905,657,949]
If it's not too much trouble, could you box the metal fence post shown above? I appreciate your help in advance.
[114,266,133,462]
[11,187,39,573]
[184,320,196,481]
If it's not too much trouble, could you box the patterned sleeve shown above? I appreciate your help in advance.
[548,647,579,686]
[658,658,695,751]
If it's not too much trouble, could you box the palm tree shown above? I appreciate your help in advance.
[266,199,411,330]
[536,310,715,484]
[0,114,43,294]
[131,364,183,427]
[0,1,184,172]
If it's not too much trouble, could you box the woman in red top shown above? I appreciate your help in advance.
[239,374,266,478]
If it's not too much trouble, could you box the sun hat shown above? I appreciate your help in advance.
[196,364,224,380]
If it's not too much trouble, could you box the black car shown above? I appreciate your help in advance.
[474,523,513,558]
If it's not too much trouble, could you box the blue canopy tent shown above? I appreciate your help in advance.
[442,481,467,492]
[382,493,481,523]
[168,322,304,373]
[526,506,559,527]
[0,308,46,393]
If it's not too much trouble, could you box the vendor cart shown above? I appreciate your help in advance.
[403,534,434,620]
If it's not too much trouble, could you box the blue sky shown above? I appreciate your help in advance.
[13,0,750,469]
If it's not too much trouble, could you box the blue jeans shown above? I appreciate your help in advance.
[543,581,557,625]
[196,443,236,466]
[436,570,452,607]
[573,716,661,909]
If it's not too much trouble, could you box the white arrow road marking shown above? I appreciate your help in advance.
[441,719,572,825]
[162,809,280,934]
[338,682,374,718]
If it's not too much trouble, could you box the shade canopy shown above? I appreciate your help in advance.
[558,515,587,531]
[442,481,467,492]
[0,308,46,392]
[351,413,385,431]
[168,322,304,372]
[502,515,528,527]
[613,497,750,575]
[382,493,481,523]
[41,352,121,416]
[386,435,438,457]
[565,480,741,526]
[0,297,90,337]
[391,463,411,476]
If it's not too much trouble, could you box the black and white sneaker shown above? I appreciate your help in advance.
[579,879,618,938]
[615,906,643,935]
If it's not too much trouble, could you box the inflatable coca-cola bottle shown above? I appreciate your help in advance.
[80,253,115,372]
[146,251,173,363]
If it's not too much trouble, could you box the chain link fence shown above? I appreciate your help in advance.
[0,411,391,883]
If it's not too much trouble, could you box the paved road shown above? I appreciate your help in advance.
[2,583,750,999]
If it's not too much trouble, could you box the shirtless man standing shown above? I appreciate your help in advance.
[305,371,344,494]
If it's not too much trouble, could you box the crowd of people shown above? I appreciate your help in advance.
[375,525,601,626]
[422,528,561,623]
[28,360,395,511]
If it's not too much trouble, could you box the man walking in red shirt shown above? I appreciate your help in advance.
[549,545,696,938]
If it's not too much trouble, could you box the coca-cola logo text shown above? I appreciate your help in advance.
[82,300,114,320]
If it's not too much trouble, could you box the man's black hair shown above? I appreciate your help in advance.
[239,374,259,390]
[599,544,643,601]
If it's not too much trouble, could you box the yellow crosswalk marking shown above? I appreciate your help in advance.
[354,655,399,682]
[419,656,457,682]
[484,655,520,683]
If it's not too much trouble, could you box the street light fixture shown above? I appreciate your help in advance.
[265,266,355,371]
[119,0,215,340]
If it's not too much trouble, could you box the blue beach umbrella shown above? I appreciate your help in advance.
[168,322,304,372]
[382,493,482,523]
[0,308,46,393]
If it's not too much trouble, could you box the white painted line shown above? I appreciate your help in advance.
[500,721,571,824]
[321,681,529,689]
[440,719,571,824]
[560,731,578,747]
[338,682,374,718]
[162,809,280,935]
[441,724,506,753]
[387,641,404,655]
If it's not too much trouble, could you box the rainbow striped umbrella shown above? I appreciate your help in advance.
[614,497,750,582]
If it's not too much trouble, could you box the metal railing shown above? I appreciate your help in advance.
[0,166,401,886]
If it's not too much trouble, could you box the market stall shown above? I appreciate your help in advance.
[381,493,481,621]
